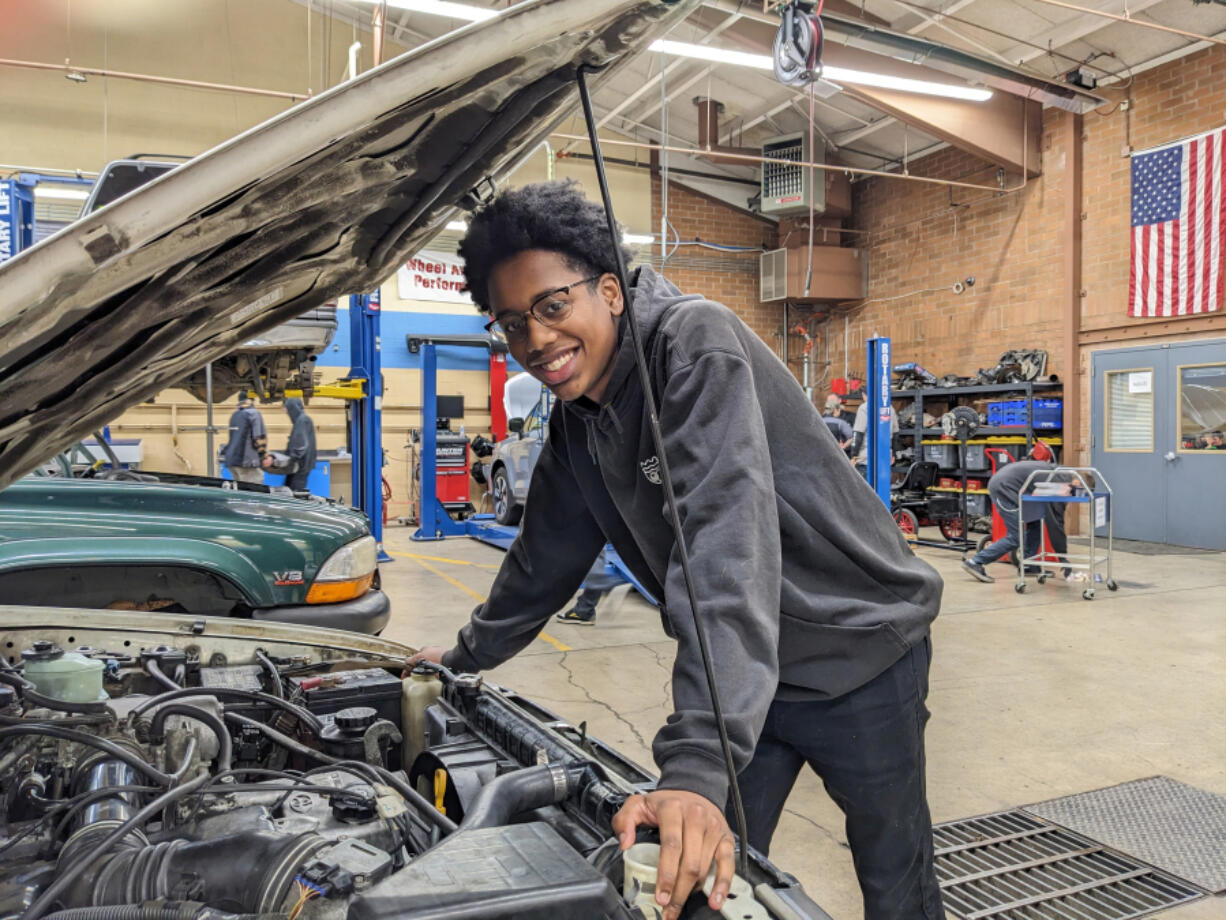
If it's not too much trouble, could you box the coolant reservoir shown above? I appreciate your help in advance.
[402,665,443,771]
[21,641,107,703]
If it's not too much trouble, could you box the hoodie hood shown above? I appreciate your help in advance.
[285,397,305,422]
[568,264,702,421]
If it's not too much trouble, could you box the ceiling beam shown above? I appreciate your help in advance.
[906,0,981,34]
[889,0,1017,66]
[788,99,841,151]
[1004,0,1164,65]
[589,10,742,132]
[821,42,1043,175]
[626,64,717,129]
[834,115,897,146]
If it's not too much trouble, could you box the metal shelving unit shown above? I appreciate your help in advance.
[892,381,1063,547]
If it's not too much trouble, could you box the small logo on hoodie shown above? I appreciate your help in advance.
[640,455,662,485]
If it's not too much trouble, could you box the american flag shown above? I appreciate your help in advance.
[1129,126,1226,317]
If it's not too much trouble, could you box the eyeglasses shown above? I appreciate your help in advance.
[484,274,603,341]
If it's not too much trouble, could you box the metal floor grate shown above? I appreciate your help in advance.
[934,810,1205,920]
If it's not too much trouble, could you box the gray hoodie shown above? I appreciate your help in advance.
[443,266,942,807]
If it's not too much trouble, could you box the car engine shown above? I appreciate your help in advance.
[0,616,829,920]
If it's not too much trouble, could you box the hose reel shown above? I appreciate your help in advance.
[772,2,824,88]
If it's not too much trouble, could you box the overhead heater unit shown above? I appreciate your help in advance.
[761,132,824,217]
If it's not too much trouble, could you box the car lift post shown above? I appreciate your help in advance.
[0,173,94,263]
[865,336,892,507]
[406,334,508,541]
[348,290,392,562]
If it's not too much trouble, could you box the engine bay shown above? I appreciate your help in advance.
[0,611,828,920]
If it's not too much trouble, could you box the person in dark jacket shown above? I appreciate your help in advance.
[283,397,317,493]
[408,181,944,920]
[222,395,269,483]
[962,442,1067,582]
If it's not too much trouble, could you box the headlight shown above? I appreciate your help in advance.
[306,536,378,604]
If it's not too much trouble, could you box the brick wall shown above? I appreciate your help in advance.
[648,176,783,357]
[832,45,1226,466]
[644,47,1226,445]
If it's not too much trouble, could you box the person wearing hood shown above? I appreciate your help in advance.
[222,395,270,483]
[283,397,317,493]
[408,181,944,920]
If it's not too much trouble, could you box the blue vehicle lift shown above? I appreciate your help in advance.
[865,336,893,507]
[346,291,392,563]
[0,172,94,263]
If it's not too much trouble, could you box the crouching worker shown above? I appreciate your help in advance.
[409,180,945,920]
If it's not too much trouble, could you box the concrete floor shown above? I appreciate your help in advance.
[377,525,1226,919]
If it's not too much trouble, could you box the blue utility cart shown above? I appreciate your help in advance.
[1015,466,1118,600]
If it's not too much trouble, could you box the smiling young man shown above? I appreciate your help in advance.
[409,181,945,920]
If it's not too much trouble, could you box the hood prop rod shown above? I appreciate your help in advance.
[575,65,750,880]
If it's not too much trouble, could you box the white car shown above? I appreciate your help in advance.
[486,375,552,525]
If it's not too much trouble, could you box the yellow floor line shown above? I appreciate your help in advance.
[389,550,500,570]
[405,555,572,653]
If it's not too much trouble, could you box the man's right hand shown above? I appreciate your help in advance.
[406,646,447,669]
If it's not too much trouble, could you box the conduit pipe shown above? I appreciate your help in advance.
[1024,0,1226,47]
[0,58,310,102]
[549,133,1025,194]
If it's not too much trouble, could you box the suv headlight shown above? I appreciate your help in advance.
[306,536,378,604]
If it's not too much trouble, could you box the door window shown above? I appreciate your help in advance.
[1177,363,1226,452]
[1105,369,1154,451]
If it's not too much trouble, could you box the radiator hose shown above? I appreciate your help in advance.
[458,763,586,830]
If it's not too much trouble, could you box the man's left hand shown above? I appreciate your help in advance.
[612,789,736,920]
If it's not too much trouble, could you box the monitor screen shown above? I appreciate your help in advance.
[437,395,464,419]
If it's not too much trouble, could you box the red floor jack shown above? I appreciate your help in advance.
[979,446,1059,568]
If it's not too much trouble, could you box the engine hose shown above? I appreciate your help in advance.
[148,705,232,773]
[41,902,217,920]
[22,774,213,920]
[0,725,174,787]
[129,688,321,733]
[143,660,181,692]
[0,671,110,715]
[458,763,584,830]
[55,829,327,914]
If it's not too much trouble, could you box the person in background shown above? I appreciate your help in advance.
[555,546,623,625]
[223,395,270,483]
[1203,431,1224,450]
[283,397,317,492]
[824,393,856,428]
[962,441,1065,583]
[822,413,854,456]
[851,401,899,478]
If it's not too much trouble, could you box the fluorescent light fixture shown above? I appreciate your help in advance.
[648,39,992,102]
[622,233,654,245]
[354,0,497,22]
[33,187,90,201]
[445,220,468,232]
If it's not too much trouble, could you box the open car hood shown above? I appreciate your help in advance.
[0,0,697,492]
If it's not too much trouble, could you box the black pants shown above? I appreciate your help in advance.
[729,640,943,920]
[286,471,310,492]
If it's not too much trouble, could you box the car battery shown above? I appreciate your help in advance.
[435,432,471,509]
[291,667,403,728]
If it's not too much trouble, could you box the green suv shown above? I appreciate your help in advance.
[0,475,390,633]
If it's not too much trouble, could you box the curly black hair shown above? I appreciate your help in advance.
[459,180,632,314]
